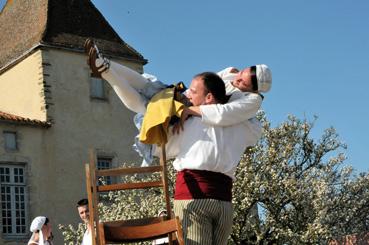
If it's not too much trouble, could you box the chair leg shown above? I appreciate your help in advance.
[98,223,106,245]
[168,237,173,245]
[175,217,184,245]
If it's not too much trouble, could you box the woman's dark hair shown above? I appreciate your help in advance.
[250,65,258,91]
[194,72,227,104]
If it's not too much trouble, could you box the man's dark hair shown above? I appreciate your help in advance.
[77,198,88,207]
[194,72,227,104]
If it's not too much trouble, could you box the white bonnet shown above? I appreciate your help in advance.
[255,64,272,93]
[29,216,47,245]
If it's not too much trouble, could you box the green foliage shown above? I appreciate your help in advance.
[58,222,86,245]
[60,114,369,245]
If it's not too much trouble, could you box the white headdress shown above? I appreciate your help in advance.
[28,216,47,245]
[255,64,272,93]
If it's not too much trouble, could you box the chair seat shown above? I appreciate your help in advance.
[103,216,164,227]
[103,217,181,243]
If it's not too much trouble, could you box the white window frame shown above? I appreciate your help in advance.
[3,131,18,151]
[0,164,28,239]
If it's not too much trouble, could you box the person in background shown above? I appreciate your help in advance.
[28,216,53,245]
[77,198,92,245]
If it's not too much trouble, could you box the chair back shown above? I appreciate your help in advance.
[85,147,182,245]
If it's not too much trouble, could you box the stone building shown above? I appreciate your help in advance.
[0,0,147,244]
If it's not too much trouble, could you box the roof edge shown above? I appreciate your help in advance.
[0,44,41,75]
[39,42,148,64]
[0,111,52,128]
[0,42,148,75]
[0,119,52,128]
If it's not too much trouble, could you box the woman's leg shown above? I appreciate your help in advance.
[102,60,148,89]
[86,39,150,114]
[100,60,148,114]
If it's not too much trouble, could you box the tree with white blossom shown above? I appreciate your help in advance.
[230,113,369,244]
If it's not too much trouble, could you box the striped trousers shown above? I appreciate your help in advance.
[174,199,233,245]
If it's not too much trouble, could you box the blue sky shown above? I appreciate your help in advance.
[1,0,368,173]
[91,0,369,173]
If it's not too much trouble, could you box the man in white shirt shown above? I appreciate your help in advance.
[148,71,261,244]
[77,199,92,245]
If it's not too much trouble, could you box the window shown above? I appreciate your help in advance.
[3,131,17,151]
[0,165,28,238]
[97,157,112,185]
[90,77,107,99]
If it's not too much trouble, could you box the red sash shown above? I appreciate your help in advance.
[174,169,233,202]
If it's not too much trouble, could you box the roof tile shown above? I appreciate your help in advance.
[0,111,51,127]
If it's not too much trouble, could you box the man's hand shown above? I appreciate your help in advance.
[172,106,202,134]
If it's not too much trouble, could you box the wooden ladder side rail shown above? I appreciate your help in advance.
[89,149,100,245]
[85,163,96,245]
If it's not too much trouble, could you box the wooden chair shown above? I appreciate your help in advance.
[85,147,184,245]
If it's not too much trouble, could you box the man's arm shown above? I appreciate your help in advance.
[183,92,262,126]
